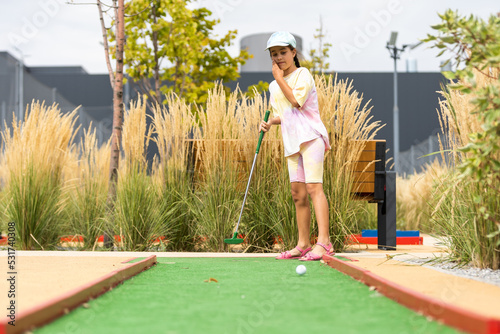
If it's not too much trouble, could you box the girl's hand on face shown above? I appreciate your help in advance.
[272,60,284,80]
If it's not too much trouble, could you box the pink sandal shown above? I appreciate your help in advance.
[276,246,312,260]
[299,242,334,261]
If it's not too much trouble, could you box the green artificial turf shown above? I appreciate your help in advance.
[35,257,459,334]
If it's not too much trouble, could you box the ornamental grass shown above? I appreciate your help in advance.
[1,101,77,249]
[0,76,384,253]
[431,68,500,269]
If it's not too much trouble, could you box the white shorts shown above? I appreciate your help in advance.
[286,137,326,184]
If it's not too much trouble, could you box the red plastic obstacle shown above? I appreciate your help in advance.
[347,234,423,245]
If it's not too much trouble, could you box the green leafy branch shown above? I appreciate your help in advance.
[423,9,500,242]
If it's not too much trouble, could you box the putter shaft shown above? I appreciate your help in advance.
[233,152,258,234]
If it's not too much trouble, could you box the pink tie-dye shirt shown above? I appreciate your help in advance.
[269,67,331,157]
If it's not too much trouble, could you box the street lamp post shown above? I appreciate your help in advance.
[386,32,402,174]
[386,33,423,174]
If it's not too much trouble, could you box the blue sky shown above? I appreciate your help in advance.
[0,0,497,73]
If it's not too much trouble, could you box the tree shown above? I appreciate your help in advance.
[96,0,125,247]
[423,10,500,265]
[116,0,250,105]
[107,0,125,197]
[303,16,332,75]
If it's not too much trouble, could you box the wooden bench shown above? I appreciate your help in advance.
[185,139,253,189]
[352,140,396,250]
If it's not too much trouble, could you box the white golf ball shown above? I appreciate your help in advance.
[296,264,307,275]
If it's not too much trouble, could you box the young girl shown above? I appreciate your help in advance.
[259,31,333,261]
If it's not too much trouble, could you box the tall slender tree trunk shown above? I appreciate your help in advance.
[152,1,162,104]
[97,0,115,89]
[104,0,125,248]
[109,0,125,193]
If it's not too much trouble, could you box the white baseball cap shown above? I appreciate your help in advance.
[265,31,297,50]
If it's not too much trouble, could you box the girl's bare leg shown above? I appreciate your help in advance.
[305,183,330,257]
[288,182,312,256]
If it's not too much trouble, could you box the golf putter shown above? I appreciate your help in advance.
[224,109,271,244]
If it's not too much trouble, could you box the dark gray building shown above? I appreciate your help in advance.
[0,51,446,175]
[0,51,112,144]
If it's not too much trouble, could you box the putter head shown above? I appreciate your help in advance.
[224,238,244,244]
[224,232,244,244]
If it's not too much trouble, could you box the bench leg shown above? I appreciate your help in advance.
[377,171,397,250]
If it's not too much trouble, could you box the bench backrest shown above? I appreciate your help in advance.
[187,139,387,200]
[352,140,386,201]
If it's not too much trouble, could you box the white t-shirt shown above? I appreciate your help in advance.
[269,67,331,157]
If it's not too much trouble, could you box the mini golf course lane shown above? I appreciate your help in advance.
[34,257,459,334]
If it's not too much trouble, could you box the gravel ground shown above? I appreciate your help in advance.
[399,257,500,288]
